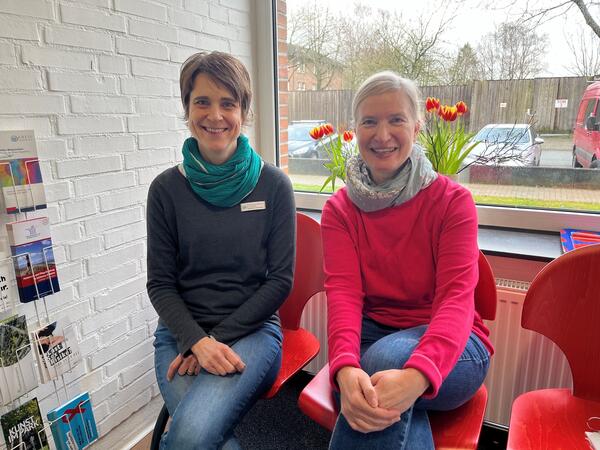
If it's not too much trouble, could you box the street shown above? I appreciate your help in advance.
[538,135,573,168]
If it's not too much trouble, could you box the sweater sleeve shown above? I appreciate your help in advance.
[403,187,479,399]
[146,176,208,355]
[321,195,364,388]
[210,171,296,343]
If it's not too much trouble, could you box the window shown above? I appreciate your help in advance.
[297,82,306,91]
[271,1,600,231]
[583,99,598,130]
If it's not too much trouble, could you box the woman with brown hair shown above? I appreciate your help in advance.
[146,51,295,449]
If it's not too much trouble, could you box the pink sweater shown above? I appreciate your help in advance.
[322,176,493,399]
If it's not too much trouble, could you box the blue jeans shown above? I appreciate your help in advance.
[330,317,490,450]
[153,321,283,450]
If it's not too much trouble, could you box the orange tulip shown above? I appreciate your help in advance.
[438,105,458,122]
[309,126,325,140]
[445,106,458,122]
[343,130,354,142]
[437,105,447,119]
[455,101,468,115]
[323,123,334,136]
[426,97,440,112]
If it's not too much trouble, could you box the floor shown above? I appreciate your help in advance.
[131,372,509,450]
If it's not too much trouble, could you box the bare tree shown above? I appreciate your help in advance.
[342,4,453,85]
[335,3,379,89]
[288,1,342,90]
[519,1,600,39]
[446,43,481,84]
[565,28,600,76]
[474,1,600,39]
[476,22,548,79]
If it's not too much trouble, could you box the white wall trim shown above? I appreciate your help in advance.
[253,0,277,165]
[294,192,600,232]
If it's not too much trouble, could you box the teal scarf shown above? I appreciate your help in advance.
[181,135,263,208]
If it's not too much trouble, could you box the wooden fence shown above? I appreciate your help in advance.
[289,76,591,133]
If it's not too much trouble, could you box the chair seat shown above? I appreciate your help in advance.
[428,385,487,450]
[507,388,600,450]
[298,364,488,450]
[263,327,320,399]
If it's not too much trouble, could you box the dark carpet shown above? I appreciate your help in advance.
[236,371,329,449]
[235,371,508,450]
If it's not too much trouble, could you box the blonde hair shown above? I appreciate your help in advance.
[352,71,422,125]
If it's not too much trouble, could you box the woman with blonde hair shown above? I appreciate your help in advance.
[323,71,493,448]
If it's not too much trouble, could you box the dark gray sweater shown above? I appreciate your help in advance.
[146,163,296,354]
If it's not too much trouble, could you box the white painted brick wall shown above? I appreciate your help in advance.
[75,135,136,156]
[129,19,178,43]
[45,26,113,51]
[116,37,169,60]
[0,1,256,445]
[0,94,65,114]
[60,4,127,32]
[0,68,43,90]
[104,223,147,250]
[56,155,123,178]
[98,54,128,74]
[70,95,133,114]
[0,16,39,40]
[48,72,117,94]
[22,46,94,70]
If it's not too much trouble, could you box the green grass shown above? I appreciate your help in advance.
[293,183,600,212]
[472,195,600,212]
[293,183,340,194]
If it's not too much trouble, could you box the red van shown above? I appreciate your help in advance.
[573,81,600,168]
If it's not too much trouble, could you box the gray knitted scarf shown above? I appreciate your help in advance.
[345,144,438,212]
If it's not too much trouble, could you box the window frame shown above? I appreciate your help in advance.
[257,0,600,233]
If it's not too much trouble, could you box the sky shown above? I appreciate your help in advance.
[288,0,596,77]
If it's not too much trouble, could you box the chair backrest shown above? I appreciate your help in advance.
[475,251,497,321]
[279,213,325,330]
[521,244,600,402]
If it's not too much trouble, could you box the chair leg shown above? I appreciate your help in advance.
[150,403,170,450]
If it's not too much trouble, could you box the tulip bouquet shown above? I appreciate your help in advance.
[419,97,478,175]
[308,123,357,192]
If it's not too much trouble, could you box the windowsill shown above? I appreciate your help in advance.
[299,210,562,262]
[477,226,560,262]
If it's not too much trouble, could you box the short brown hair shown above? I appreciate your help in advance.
[180,51,252,122]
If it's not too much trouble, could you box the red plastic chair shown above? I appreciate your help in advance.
[298,251,497,450]
[507,244,600,450]
[263,212,323,398]
[150,212,323,449]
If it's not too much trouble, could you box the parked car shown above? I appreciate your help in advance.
[465,124,544,167]
[288,120,334,159]
[573,81,600,168]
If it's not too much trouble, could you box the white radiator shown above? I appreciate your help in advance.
[484,285,572,427]
[299,285,574,428]
[300,292,328,374]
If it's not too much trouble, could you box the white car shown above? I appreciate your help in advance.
[465,124,544,166]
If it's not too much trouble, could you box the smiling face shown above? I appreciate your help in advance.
[187,73,243,165]
[355,89,420,185]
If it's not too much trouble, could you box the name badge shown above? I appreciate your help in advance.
[240,201,266,212]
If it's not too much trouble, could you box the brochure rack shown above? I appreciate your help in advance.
[0,130,96,449]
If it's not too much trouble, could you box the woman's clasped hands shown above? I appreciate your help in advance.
[336,367,430,433]
[166,335,246,381]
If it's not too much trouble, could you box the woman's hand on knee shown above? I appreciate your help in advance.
[371,368,430,414]
[337,367,401,433]
[167,354,200,381]
[191,337,246,376]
